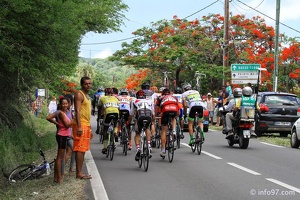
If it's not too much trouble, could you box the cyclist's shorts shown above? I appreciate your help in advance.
[188,106,203,121]
[161,111,177,126]
[72,124,91,152]
[56,135,68,149]
[104,113,118,126]
[119,110,129,121]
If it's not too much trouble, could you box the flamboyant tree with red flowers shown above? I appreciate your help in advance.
[110,14,300,93]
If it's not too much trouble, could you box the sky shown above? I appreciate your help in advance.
[79,0,300,59]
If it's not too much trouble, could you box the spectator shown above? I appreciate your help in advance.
[205,93,216,125]
[226,81,233,95]
[72,77,93,180]
[48,96,57,115]
[34,95,44,117]
[216,90,223,126]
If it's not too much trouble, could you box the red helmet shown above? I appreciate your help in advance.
[104,88,113,95]
[136,90,145,99]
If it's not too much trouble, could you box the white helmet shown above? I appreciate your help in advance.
[183,83,192,91]
[242,86,253,97]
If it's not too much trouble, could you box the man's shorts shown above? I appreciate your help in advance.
[72,124,91,152]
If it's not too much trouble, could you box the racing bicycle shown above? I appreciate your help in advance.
[190,112,204,155]
[8,149,55,184]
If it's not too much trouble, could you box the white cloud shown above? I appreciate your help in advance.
[93,48,113,59]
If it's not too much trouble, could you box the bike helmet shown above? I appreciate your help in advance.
[97,86,104,92]
[162,88,171,95]
[104,87,113,95]
[119,88,128,95]
[182,83,192,91]
[233,88,242,98]
[112,87,118,95]
[242,86,253,97]
[136,90,145,99]
[141,82,150,90]
[159,87,165,92]
[174,87,182,94]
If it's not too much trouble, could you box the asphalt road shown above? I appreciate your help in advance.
[88,116,300,200]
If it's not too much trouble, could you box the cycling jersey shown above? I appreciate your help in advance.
[182,90,206,109]
[156,95,179,113]
[99,96,119,115]
[117,95,132,112]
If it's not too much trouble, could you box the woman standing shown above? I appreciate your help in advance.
[46,97,72,183]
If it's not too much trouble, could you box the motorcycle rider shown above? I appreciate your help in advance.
[225,86,256,139]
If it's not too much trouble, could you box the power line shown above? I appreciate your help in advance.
[81,1,221,46]
[236,0,300,34]
[183,0,220,19]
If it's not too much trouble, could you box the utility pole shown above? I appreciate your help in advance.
[273,0,280,92]
[223,0,229,86]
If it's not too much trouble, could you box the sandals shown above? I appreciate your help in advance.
[76,174,92,179]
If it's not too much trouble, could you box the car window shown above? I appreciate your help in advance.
[264,95,299,106]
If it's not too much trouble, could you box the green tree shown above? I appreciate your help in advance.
[0,0,128,128]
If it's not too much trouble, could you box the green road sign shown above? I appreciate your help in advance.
[231,64,261,84]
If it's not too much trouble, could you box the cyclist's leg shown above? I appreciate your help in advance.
[134,123,141,161]
[188,107,197,145]
[102,113,110,154]
[196,106,205,141]
[160,112,168,156]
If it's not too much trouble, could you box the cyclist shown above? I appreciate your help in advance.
[117,88,133,150]
[130,90,155,161]
[92,87,104,116]
[182,83,206,146]
[141,82,157,147]
[99,88,119,154]
[156,88,179,157]
[172,87,184,139]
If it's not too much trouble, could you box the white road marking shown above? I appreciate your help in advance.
[85,150,109,200]
[260,142,285,148]
[227,162,261,175]
[266,178,300,194]
[181,143,222,159]
[202,151,223,159]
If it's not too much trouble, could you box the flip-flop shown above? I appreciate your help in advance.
[77,174,92,179]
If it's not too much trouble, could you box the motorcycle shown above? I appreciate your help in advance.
[220,106,255,149]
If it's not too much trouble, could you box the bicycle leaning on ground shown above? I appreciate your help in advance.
[8,149,55,184]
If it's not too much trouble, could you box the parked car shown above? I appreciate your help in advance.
[291,118,300,148]
[255,92,300,137]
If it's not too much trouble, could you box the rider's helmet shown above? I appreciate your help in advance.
[104,88,113,95]
[119,88,128,95]
[242,86,253,97]
[97,86,104,92]
[182,83,192,91]
[159,87,165,93]
[141,82,150,90]
[174,87,182,94]
[233,87,242,98]
[136,90,145,99]
[112,87,118,95]
[162,88,171,96]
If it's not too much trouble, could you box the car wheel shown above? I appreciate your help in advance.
[290,128,300,148]
[255,122,262,137]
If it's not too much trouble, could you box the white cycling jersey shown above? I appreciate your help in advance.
[182,90,206,109]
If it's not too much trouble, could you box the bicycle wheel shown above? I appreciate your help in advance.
[167,137,175,163]
[109,132,115,161]
[176,123,181,149]
[8,164,35,184]
[143,136,149,172]
[138,139,142,168]
[122,126,128,156]
[155,125,161,149]
[196,131,203,155]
